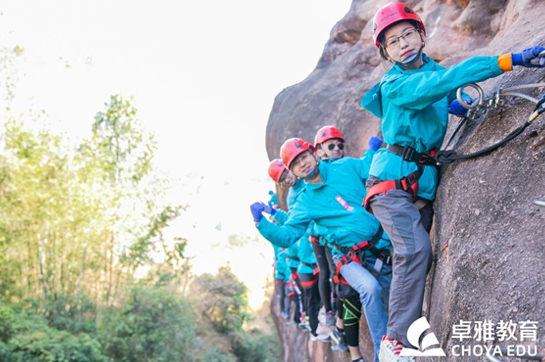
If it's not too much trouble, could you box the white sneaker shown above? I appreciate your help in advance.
[317,333,331,343]
[316,323,334,336]
[318,308,326,325]
[378,336,414,362]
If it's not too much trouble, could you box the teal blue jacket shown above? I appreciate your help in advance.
[288,180,317,274]
[285,243,300,269]
[257,157,391,256]
[297,233,318,274]
[270,212,300,270]
[287,179,304,209]
[273,245,290,281]
[268,193,278,209]
[273,209,288,224]
[273,179,308,270]
[311,149,376,248]
[361,54,504,200]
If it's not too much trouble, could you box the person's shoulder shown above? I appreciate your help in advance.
[330,157,363,173]
[422,54,446,70]
[382,70,404,84]
[336,156,361,165]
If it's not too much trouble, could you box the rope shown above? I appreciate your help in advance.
[500,92,539,103]
[436,82,545,165]
[500,82,545,93]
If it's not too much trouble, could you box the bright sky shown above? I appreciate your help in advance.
[0,0,352,308]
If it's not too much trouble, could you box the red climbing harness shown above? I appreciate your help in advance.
[363,145,437,213]
[331,228,389,285]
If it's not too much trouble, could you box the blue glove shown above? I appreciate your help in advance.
[263,203,277,215]
[250,202,265,223]
[449,99,470,116]
[368,136,383,151]
[511,46,545,68]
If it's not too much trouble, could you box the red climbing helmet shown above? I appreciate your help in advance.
[314,126,344,148]
[372,2,425,48]
[268,158,286,183]
[280,138,315,169]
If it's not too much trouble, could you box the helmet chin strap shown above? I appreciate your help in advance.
[304,163,320,181]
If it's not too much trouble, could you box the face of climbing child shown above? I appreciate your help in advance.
[384,21,423,69]
[290,151,318,179]
[279,169,296,187]
[320,139,345,160]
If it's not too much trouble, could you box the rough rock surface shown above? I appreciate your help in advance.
[267,0,545,361]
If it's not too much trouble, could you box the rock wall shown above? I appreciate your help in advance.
[267,0,545,361]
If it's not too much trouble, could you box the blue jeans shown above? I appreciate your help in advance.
[334,254,392,362]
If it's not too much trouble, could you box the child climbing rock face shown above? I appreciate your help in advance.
[361,2,545,362]
[252,138,393,362]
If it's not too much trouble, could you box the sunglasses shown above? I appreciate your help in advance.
[327,143,344,151]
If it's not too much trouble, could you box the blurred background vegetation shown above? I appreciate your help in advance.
[0,46,281,362]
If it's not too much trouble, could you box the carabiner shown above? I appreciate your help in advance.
[456,83,484,110]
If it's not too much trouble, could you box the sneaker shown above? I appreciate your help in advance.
[325,310,336,326]
[281,311,290,320]
[316,323,334,336]
[378,336,414,362]
[298,320,309,332]
[352,359,365,362]
[318,308,326,325]
[317,333,331,343]
[331,327,349,352]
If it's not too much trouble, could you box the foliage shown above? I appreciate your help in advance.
[7,328,107,362]
[231,329,283,362]
[190,266,249,334]
[0,95,181,311]
[98,283,197,362]
[0,87,281,361]
[189,266,282,361]
[0,301,106,362]
[0,302,16,342]
[46,294,97,335]
[202,347,236,362]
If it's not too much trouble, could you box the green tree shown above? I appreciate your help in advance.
[0,95,182,313]
[190,266,249,334]
[99,283,198,362]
